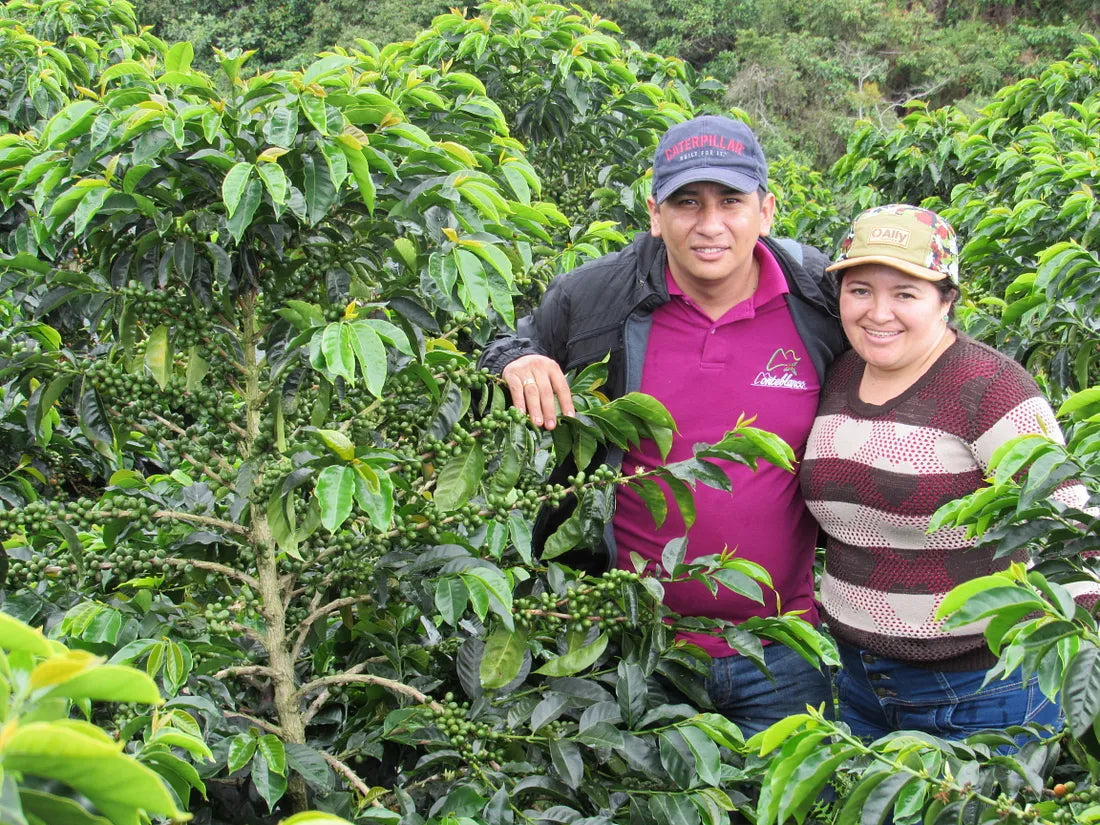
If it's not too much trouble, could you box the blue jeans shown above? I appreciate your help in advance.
[706,643,833,737]
[836,644,1061,741]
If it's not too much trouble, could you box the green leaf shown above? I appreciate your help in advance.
[352,464,394,531]
[632,478,668,528]
[460,566,513,626]
[257,161,288,205]
[315,465,355,532]
[251,746,288,812]
[535,632,608,677]
[1063,646,1100,738]
[435,577,467,626]
[433,442,485,512]
[337,138,376,214]
[678,724,722,787]
[285,744,335,794]
[314,429,355,460]
[19,789,112,825]
[4,722,186,822]
[541,505,583,560]
[226,734,257,775]
[548,738,583,789]
[257,734,286,776]
[279,814,354,825]
[43,663,162,705]
[480,628,527,689]
[164,41,194,73]
[665,476,696,530]
[265,107,299,148]
[144,324,171,390]
[661,536,687,575]
[222,162,254,218]
[226,177,263,242]
[78,383,115,454]
[0,613,52,656]
[348,321,387,397]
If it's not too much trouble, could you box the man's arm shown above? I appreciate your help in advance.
[478,277,577,430]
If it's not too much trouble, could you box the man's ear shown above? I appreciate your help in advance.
[758,190,777,236]
[647,196,662,238]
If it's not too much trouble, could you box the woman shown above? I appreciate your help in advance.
[799,204,1085,739]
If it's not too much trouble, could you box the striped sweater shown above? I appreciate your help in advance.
[799,334,1087,669]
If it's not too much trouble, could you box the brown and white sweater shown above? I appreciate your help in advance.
[799,334,1089,670]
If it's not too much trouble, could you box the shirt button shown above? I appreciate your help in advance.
[710,329,716,335]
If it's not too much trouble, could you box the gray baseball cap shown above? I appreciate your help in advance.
[652,115,769,203]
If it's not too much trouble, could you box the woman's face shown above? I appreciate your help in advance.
[839,264,954,376]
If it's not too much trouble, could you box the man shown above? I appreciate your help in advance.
[480,115,846,735]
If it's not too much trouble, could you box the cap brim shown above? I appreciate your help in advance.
[654,168,763,203]
[826,255,955,284]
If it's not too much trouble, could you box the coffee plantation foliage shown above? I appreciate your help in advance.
[0,1,1098,824]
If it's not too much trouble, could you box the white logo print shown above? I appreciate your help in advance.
[752,348,808,390]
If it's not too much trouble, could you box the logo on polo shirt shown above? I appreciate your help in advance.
[752,348,808,390]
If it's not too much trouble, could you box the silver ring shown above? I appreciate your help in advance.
[522,377,536,386]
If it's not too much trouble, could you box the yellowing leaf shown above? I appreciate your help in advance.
[29,649,100,690]
[441,227,459,243]
[257,146,289,162]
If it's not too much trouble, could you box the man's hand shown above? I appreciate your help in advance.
[502,354,576,430]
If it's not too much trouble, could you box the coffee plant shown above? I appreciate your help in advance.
[2,2,1099,824]
[0,1,835,823]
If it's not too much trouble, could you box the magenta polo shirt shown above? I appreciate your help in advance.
[612,241,822,657]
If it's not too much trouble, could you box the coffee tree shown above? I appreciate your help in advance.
[398,1,724,231]
[0,1,834,822]
[823,35,1100,396]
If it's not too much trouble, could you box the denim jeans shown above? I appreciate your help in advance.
[706,643,833,737]
[835,643,1062,741]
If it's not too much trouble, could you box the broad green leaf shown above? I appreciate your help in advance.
[435,577,467,626]
[632,478,668,528]
[535,632,608,677]
[315,465,355,532]
[144,324,171,390]
[226,177,263,242]
[252,747,288,812]
[285,744,335,794]
[164,41,194,73]
[222,162,254,218]
[226,734,257,775]
[1063,646,1100,737]
[432,442,485,512]
[19,789,112,825]
[337,138,375,214]
[480,628,527,689]
[280,814,354,825]
[661,536,687,575]
[43,663,162,705]
[548,739,583,789]
[348,321,387,397]
[257,734,286,776]
[314,429,355,460]
[0,612,51,656]
[352,464,394,531]
[257,161,288,205]
[148,729,215,762]
[4,723,185,822]
[318,323,354,382]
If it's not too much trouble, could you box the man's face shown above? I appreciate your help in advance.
[647,182,775,293]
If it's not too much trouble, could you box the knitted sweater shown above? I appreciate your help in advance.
[799,334,1086,670]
